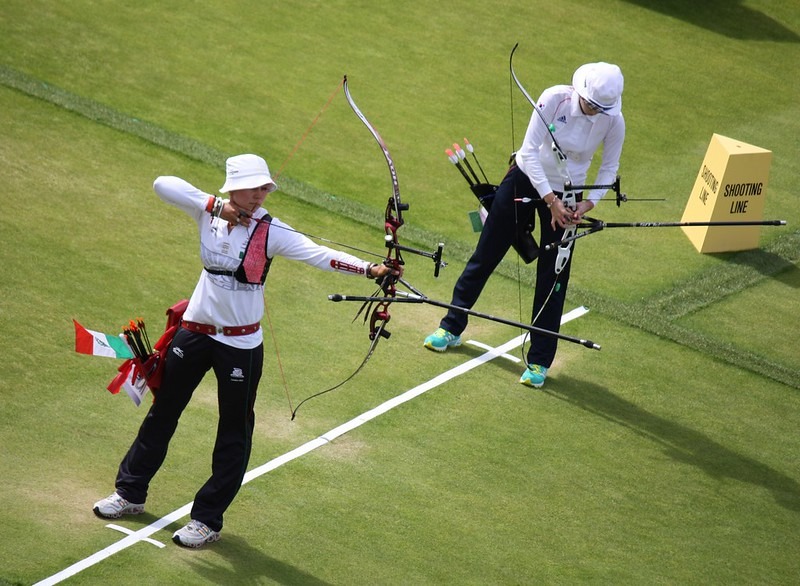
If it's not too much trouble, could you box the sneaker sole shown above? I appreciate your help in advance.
[172,533,220,548]
[93,505,144,519]
[423,342,448,352]
[423,340,462,352]
[520,378,545,389]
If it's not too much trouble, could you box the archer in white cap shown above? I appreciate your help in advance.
[93,153,398,548]
[424,62,625,389]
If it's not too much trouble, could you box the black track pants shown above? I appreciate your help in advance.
[115,327,263,532]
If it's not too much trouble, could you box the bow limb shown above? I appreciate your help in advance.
[509,43,537,109]
[343,76,405,226]
[509,43,566,163]
[343,75,445,284]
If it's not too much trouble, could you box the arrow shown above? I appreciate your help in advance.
[446,148,475,186]
[463,137,490,183]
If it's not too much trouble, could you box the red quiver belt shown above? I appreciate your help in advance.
[107,299,188,397]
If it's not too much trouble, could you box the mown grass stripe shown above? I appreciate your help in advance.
[640,231,800,319]
[0,64,456,258]
[573,286,800,390]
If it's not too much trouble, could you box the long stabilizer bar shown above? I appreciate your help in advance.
[329,291,601,350]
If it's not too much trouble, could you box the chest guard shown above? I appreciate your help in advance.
[234,214,273,285]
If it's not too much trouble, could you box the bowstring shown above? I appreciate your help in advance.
[263,294,294,417]
[509,45,528,364]
[290,318,387,420]
[274,77,345,181]
[252,216,386,261]
[265,76,349,418]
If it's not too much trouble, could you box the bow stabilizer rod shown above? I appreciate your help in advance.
[384,236,447,277]
[544,219,788,250]
[329,292,601,350]
[566,176,666,207]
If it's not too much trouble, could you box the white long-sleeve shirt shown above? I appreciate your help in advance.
[515,85,625,204]
[153,176,373,349]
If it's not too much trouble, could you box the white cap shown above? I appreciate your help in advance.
[572,62,624,116]
[219,154,278,193]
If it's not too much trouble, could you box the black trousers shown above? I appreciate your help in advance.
[115,327,263,532]
[440,164,574,368]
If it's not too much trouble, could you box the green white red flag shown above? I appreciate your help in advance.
[73,320,134,359]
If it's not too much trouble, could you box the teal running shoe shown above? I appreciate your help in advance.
[520,364,548,388]
[423,328,462,352]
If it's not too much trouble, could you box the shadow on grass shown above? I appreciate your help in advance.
[621,0,800,41]
[545,375,800,513]
[711,248,800,286]
[184,534,333,586]
[773,262,800,289]
[89,516,330,584]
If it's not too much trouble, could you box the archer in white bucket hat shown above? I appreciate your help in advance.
[572,62,624,116]
[219,154,278,193]
[97,153,401,548]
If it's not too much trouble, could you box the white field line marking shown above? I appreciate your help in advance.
[34,307,588,586]
[465,340,522,362]
[104,524,165,548]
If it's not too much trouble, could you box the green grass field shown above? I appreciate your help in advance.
[1,1,799,584]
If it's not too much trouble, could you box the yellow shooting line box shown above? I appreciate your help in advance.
[681,133,772,253]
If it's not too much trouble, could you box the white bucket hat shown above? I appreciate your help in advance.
[572,62,624,116]
[219,154,278,193]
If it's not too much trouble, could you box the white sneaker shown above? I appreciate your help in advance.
[93,492,145,519]
[172,520,221,548]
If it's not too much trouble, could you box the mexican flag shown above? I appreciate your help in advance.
[73,320,134,359]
